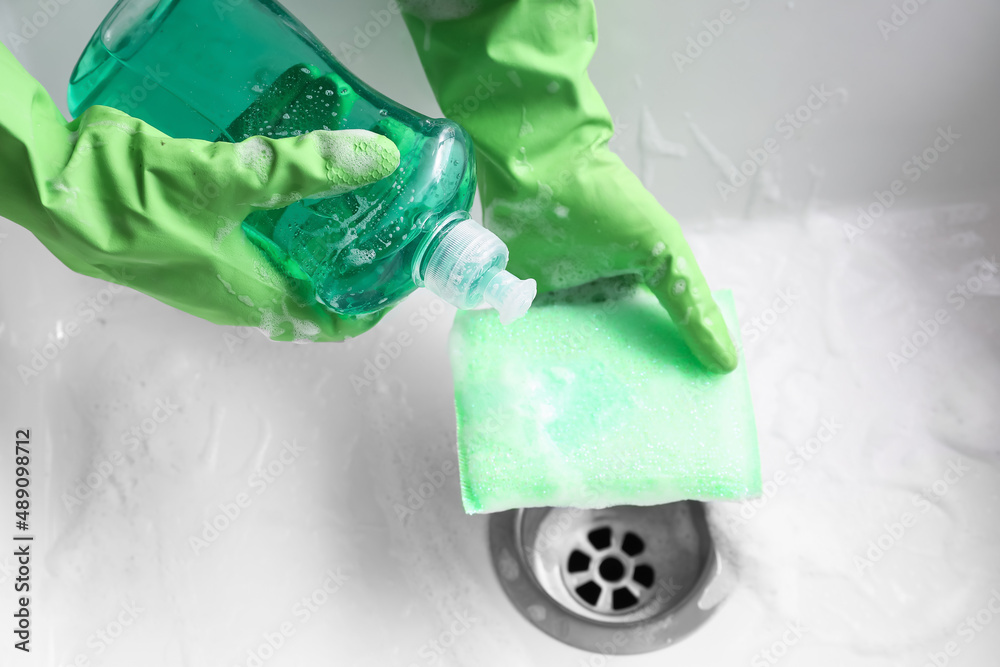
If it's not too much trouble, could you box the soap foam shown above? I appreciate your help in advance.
[257,302,322,342]
[310,130,387,186]
[49,178,80,206]
[85,119,139,135]
[234,136,275,185]
[518,106,534,137]
[212,216,242,250]
[215,273,256,310]
[346,248,377,265]
[250,192,301,209]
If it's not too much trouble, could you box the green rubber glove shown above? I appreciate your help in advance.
[402,0,738,372]
[0,43,400,341]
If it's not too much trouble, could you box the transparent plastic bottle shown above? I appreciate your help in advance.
[67,0,535,323]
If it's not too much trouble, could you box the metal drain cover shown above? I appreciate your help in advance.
[489,502,728,654]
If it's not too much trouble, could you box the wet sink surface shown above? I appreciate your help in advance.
[2,0,1000,665]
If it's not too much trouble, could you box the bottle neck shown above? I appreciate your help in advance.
[410,211,537,321]
[411,210,473,287]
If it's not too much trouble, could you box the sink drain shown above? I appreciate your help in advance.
[489,502,728,654]
[566,524,654,613]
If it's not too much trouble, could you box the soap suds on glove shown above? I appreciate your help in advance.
[257,302,322,342]
[250,192,302,209]
[310,129,395,187]
[234,136,275,185]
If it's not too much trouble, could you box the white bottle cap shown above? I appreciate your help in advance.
[421,217,536,323]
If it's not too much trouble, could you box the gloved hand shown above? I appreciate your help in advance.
[402,0,738,372]
[0,43,399,341]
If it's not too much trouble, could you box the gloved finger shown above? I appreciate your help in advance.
[50,106,399,341]
[211,129,399,213]
[641,236,739,374]
[204,216,387,342]
[196,129,399,340]
[142,125,399,341]
[123,116,400,216]
[490,150,739,373]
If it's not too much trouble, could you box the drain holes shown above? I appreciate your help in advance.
[588,527,612,550]
[568,550,591,573]
[612,587,639,610]
[621,532,645,556]
[598,557,626,583]
[566,525,662,611]
[633,564,655,588]
[575,581,602,606]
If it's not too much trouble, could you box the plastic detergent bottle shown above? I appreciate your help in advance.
[67,0,536,324]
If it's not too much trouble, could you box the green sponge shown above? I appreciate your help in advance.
[449,284,761,514]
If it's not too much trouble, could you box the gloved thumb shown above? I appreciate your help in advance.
[180,128,400,214]
[43,106,401,341]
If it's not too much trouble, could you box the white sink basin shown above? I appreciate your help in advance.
[1,0,998,665]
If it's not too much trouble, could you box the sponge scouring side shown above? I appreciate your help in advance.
[449,286,761,514]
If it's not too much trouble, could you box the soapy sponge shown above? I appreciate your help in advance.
[449,285,760,514]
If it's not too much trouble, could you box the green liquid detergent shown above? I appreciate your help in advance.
[68,0,535,323]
